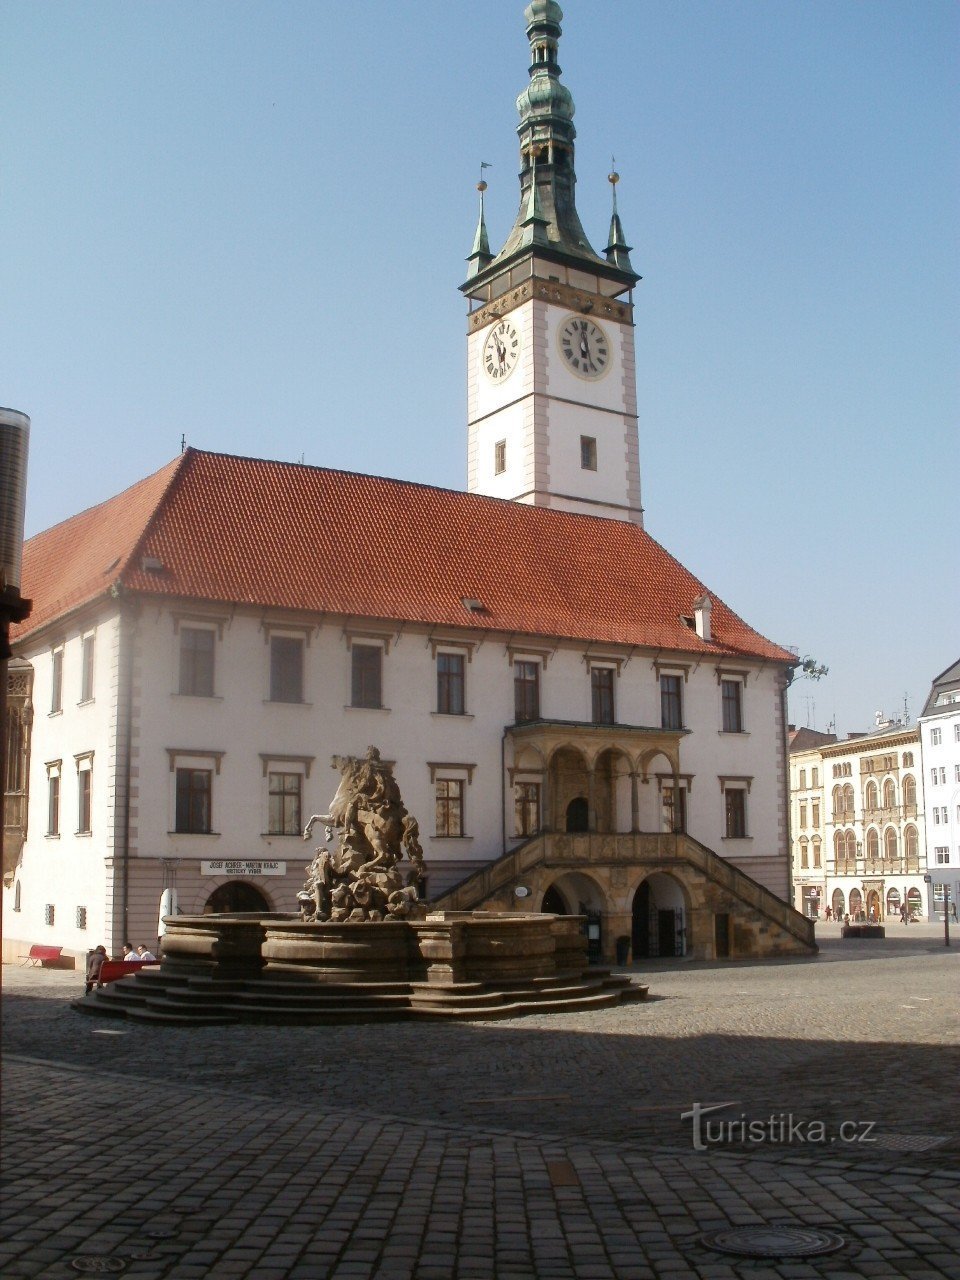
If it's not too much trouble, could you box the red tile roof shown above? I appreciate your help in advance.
[15,449,796,664]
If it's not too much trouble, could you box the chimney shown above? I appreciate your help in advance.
[693,593,712,642]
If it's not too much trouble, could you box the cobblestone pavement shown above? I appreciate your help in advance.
[3,924,958,1279]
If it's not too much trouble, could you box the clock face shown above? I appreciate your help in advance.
[482,318,521,382]
[558,316,610,379]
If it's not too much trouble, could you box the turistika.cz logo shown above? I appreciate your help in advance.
[681,1102,878,1151]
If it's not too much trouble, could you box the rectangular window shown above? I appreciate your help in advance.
[78,769,92,834]
[812,801,820,827]
[268,772,302,836]
[722,680,743,732]
[660,674,683,730]
[514,661,540,723]
[494,439,506,474]
[80,634,95,702]
[811,768,819,787]
[51,648,63,713]
[436,778,464,837]
[935,847,949,865]
[270,636,304,703]
[725,788,747,838]
[47,773,60,836]
[437,653,465,715]
[351,644,383,708]
[813,841,822,868]
[663,785,687,833]
[591,667,615,724]
[942,806,949,823]
[955,724,960,743]
[955,765,960,783]
[931,727,942,745]
[179,627,215,696]
[931,768,938,786]
[175,768,212,834]
[940,767,947,784]
[515,782,541,837]
[799,802,807,829]
[44,903,55,926]
[580,435,597,470]
[934,808,941,824]
[76,906,87,930]
[798,768,807,790]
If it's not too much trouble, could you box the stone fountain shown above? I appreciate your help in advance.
[75,748,647,1024]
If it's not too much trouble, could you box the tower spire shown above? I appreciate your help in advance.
[605,165,637,275]
[466,172,493,276]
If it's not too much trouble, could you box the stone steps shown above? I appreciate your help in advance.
[72,966,648,1025]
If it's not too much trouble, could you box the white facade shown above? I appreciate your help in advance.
[918,661,960,921]
[5,596,792,960]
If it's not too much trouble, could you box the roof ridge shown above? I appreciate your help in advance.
[114,449,193,585]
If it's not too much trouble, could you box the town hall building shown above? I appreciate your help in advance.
[3,2,813,965]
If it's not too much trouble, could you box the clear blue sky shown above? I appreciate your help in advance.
[4,0,957,735]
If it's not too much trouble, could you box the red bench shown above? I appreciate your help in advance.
[96,959,160,986]
[21,945,64,967]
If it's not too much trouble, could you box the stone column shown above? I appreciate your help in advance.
[587,767,597,833]
[630,771,640,833]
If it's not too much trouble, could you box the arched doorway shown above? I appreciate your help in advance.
[848,887,863,921]
[832,888,845,919]
[886,888,901,918]
[865,888,881,922]
[906,887,923,919]
[566,797,589,832]
[541,884,568,915]
[631,873,686,959]
[204,881,271,914]
[541,873,606,963]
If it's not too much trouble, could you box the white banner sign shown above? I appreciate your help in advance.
[201,860,287,877]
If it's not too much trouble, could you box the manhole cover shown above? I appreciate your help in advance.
[70,1259,127,1274]
[700,1226,846,1258]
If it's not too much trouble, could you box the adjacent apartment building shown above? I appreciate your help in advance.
[918,659,960,921]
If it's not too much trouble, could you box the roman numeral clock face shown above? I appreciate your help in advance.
[558,316,610,379]
[482,319,520,381]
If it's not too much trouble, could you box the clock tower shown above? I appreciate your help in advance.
[462,0,642,525]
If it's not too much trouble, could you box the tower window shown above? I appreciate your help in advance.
[580,436,597,471]
[494,440,506,474]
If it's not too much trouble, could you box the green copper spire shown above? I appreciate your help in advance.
[466,178,493,276]
[463,2,639,290]
[604,168,636,274]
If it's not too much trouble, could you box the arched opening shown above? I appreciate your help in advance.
[886,887,901,918]
[593,747,632,833]
[204,881,271,914]
[906,887,923,919]
[540,872,606,963]
[631,873,686,959]
[541,884,568,915]
[565,797,589,832]
[865,888,881,922]
[832,888,845,918]
[549,746,590,832]
[848,887,863,921]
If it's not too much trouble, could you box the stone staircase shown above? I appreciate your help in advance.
[431,831,816,957]
[73,964,647,1026]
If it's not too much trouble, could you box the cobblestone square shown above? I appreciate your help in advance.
[3,924,958,1278]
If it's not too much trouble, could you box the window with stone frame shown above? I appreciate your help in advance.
[435,778,464,837]
[77,761,92,834]
[721,679,744,732]
[515,781,541,837]
[580,435,597,470]
[50,647,63,713]
[176,768,212,834]
[46,762,61,836]
[351,644,383,708]
[80,633,95,703]
[514,661,540,723]
[179,626,216,696]
[591,667,615,725]
[494,439,506,475]
[437,653,465,715]
[268,771,302,836]
[724,788,747,839]
[660,673,683,730]
[270,635,304,703]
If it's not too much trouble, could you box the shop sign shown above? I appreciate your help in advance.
[201,860,286,877]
